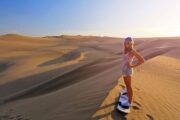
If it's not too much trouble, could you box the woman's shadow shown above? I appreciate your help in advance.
[91,95,127,120]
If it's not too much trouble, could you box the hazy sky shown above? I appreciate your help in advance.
[0,0,180,37]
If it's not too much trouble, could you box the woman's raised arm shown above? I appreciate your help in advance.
[130,50,145,68]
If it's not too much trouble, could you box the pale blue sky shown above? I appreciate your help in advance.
[0,0,180,37]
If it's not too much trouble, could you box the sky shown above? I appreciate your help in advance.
[0,0,180,37]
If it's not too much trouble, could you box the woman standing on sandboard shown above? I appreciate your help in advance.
[117,37,145,113]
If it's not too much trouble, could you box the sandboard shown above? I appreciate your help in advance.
[117,88,130,113]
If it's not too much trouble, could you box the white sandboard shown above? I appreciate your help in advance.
[117,88,130,113]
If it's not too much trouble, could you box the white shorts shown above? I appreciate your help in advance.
[121,67,133,77]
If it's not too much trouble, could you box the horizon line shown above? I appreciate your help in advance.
[0,33,180,39]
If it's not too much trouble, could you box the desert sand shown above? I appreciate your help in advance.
[0,34,179,120]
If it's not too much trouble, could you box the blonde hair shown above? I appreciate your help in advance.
[124,37,134,54]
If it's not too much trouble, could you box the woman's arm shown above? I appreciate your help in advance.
[128,49,145,68]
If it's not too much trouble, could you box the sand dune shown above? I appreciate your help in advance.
[92,56,180,120]
[0,34,179,120]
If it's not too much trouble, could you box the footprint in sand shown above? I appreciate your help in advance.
[135,87,140,91]
[132,101,141,110]
[119,84,125,88]
[146,114,154,120]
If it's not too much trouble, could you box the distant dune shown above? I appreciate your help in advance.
[0,34,179,120]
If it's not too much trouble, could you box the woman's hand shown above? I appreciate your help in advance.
[128,59,145,68]
[127,62,133,68]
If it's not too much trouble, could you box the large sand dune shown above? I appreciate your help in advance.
[0,34,179,120]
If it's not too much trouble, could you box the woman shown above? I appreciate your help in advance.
[121,37,145,108]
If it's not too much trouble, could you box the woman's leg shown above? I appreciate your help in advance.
[123,76,133,104]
